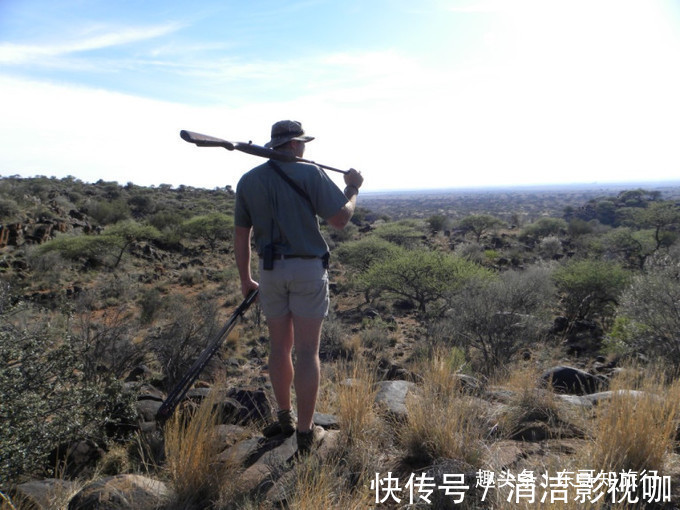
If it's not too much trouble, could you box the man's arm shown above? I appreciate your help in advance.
[327,168,363,230]
[235,225,259,298]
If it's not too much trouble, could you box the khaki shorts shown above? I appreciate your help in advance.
[258,258,329,319]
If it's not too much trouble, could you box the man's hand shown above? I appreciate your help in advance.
[344,168,363,190]
[241,279,259,300]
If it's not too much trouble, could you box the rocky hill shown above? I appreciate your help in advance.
[2,176,680,509]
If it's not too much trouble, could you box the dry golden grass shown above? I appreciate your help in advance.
[163,385,241,508]
[334,358,380,445]
[399,349,486,466]
[496,365,564,438]
[284,455,374,510]
[582,368,680,474]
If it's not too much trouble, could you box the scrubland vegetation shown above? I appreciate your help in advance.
[1,175,680,509]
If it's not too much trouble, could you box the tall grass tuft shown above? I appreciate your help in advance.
[284,456,374,509]
[585,369,680,474]
[400,348,486,466]
[163,387,237,508]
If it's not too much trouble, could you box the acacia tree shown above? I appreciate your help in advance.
[182,213,234,251]
[360,250,491,314]
[458,214,504,242]
[38,220,160,269]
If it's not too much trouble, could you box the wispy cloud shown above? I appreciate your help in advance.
[0,23,182,65]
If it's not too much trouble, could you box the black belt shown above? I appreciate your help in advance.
[260,254,319,260]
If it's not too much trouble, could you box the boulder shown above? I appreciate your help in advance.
[540,366,605,395]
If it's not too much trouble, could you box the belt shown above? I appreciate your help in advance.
[260,254,319,260]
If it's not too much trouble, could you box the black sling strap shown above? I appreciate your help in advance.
[267,160,315,214]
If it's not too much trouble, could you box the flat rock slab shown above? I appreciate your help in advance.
[67,474,170,510]
[12,478,78,510]
[374,380,417,419]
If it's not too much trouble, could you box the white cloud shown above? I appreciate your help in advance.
[0,23,182,65]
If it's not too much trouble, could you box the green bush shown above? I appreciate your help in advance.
[553,258,629,323]
[609,255,680,362]
[334,236,403,273]
[431,265,555,373]
[520,217,567,242]
[371,219,425,248]
[0,294,135,483]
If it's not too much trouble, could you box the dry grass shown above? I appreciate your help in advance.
[334,358,380,445]
[582,368,680,474]
[163,385,241,508]
[496,365,565,438]
[283,455,374,509]
[399,349,486,466]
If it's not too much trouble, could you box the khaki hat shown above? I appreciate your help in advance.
[264,120,315,149]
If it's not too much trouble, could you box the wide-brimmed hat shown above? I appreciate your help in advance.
[264,120,315,149]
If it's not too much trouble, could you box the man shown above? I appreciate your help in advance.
[234,120,363,454]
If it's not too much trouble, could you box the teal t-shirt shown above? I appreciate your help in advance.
[234,160,347,257]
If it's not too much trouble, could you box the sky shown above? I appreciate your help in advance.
[1,0,679,192]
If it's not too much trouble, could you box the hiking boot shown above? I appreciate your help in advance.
[277,409,296,436]
[295,425,326,456]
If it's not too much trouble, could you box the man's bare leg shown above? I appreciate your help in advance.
[267,313,294,412]
[292,315,323,432]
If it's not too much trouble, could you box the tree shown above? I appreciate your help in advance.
[39,220,160,269]
[360,250,491,313]
[458,214,504,242]
[636,201,680,251]
[182,213,234,251]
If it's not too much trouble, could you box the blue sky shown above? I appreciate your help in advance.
[1,0,679,191]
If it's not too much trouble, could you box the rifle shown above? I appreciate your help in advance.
[155,289,259,424]
[180,130,349,175]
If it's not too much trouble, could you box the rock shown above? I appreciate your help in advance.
[135,399,162,422]
[540,366,605,395]
[125,365,153,382]
[48,440,104,480]
[313,412,340,430]
[226,388,273,425]
[12,478,78,509]
[67,474,170,510]
[582,389,658,405]
[374,380,416,420]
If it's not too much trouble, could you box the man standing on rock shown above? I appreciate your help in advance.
[234,120,363,454]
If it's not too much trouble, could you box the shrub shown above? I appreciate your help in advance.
[609,257,680,362]
[436,265,555,373]
[371,220,425,248]
[553,258,629,324]
[334,236,403,273]
[86,198,131,225]
[520,217,567,243]
[0,293,135,483]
